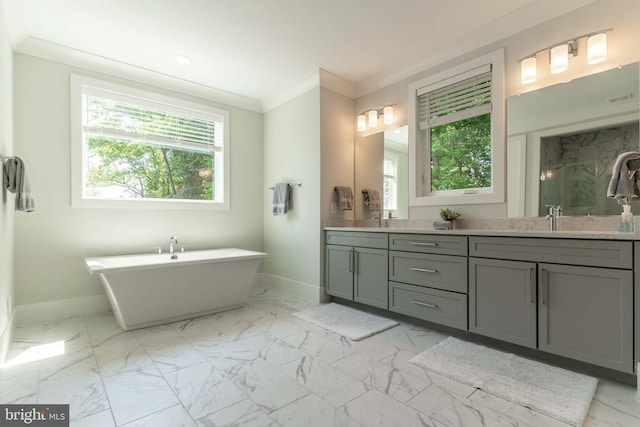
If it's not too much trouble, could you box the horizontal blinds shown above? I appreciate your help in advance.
[418,70,492,130]
[82,90,222,153]
[383,158,395,176]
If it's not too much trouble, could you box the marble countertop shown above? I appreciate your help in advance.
[323,226,639,240]
[323,216,640,240]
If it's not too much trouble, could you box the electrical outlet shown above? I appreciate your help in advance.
[331,202,337,214]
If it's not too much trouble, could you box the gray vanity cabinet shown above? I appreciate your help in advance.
[388,233,468,330]
[469,258,537,349]
[469,236,634,373]
[325,231,389,309]
[538,263,633,373]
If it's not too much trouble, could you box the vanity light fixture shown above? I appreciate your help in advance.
[519,29,612,84]
[356,104,396,131]
[357,114,367,131]
[520,57,537,84]
[550,43,571,74]
[383,106,394,124]
[368,110,378,128]
[587,32,607,64]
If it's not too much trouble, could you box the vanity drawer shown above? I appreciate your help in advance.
[469,236,632,269]
[389,281,467,331]
[389,251,467,293]
[326,231,388,249]
[389,233,467,256]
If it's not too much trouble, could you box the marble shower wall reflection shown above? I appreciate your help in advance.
[539,123,639,216]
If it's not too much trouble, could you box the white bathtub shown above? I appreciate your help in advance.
[85,248,267,330]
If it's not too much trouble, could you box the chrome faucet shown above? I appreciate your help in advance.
[169,236,178,254]
[371,210,383,228]
[545,205,562,231]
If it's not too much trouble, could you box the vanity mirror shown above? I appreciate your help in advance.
[507,62,640,217]
[355,126,409,219]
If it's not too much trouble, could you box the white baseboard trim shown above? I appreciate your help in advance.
[0,311,15,365]
[15,294,111,326]
[258,273,321,302]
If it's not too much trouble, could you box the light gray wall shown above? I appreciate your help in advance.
[320,87,356,223]
[263,87,322,298]
[261,85,354,301]
[354,0,640,220]
[13,53,264,307]
[0,0,15,361]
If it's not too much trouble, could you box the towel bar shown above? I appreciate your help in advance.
[269,182,302,190]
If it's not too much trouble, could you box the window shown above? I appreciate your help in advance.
[383,154,398,211]
[71,75,229,209]
[408,50,504,206]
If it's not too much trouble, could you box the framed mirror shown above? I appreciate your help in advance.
[355,125,409,219]
[507,62,640,217]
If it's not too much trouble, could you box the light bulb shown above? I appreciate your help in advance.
[550,44,568,74]
[368,110,378,128]
[383,106,393,124]
[357,115,366,132]
[521,57,537,84]
[587,33,607,64]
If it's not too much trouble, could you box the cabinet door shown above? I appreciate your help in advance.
[469,258,537,348]
[325,245,354,300]
[354,247,389,309]
[538,263,633,373]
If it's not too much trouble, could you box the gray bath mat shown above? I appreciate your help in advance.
[292,303,398,341]
[409,337,597,426]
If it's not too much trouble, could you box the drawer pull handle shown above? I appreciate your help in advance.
[411,267,438,273]
[411,300,439,309]
[411,242,438,247]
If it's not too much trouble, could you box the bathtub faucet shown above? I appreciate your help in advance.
[169,236,178,254]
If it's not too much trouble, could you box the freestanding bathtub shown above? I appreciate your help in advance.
[85,248,267,330]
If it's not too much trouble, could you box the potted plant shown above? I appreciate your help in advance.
[434,208,460,230]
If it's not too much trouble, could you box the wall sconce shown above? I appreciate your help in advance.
[519,29,612,84]
[356,104,396,132]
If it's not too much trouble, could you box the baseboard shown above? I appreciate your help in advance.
[259,273,321,302]
[0,311,15,365]
[15,294,111,326]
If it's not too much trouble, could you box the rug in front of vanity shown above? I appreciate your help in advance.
[409,337,597,427]
[292,303,398,341]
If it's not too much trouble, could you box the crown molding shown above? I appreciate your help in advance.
[13,37,263,112]
[262,68,355,112]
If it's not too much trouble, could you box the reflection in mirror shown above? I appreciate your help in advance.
[355,126,409,219]
[507,63,639,217]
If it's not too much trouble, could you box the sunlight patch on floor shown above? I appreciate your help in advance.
[1,340,65,368]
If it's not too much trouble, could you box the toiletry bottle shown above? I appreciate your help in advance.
[621,204,634,232]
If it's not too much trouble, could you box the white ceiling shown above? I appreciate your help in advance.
[3,0,597,108]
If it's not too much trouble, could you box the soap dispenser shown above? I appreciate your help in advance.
[620,204,634,232]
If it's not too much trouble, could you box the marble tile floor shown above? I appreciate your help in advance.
[2,287,640,427]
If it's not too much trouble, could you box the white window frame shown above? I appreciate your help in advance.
[70,74,230,210]
[383,153,398,211]
[408,49,505,206]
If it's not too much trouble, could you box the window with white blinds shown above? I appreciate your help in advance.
[408,49,505,206]
[383,155,398,210]
[71,75,230,209]
[83,89,223,154]
[417,67,492,130]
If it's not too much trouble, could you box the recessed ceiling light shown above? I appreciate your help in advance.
[175,55,191,64]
